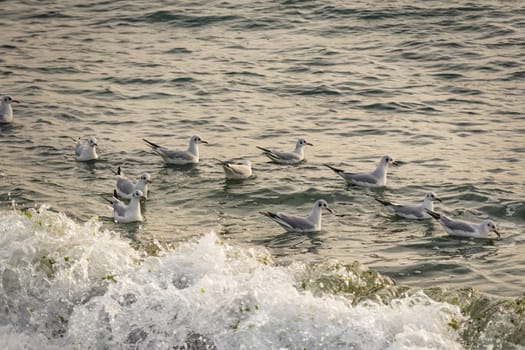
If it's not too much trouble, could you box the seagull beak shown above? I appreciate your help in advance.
[435,197,442,203]
[147,180,152,184]
[325,207,334,214]
[306,142,314,146]
[93,143,98,147]
[201,140,209,144]
[12,99,20,103]
[494,229,502,238]
[141,195,146,200]
[391,160,400,166]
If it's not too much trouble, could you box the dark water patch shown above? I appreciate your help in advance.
[224,70,265,78]
[34,66,83,75]
[24,11,73,20]
[233,17,292,31]
[447,87,482,95]
[506,70,525,80]
[360,101,418,112]
[138,11,240,28]
[356,89,393,97]
[282,85,342,96]
[432,72,465,80]
[102,77,164,85]
[433,41,466,49]
[490,60,521,69]
[441,97,488,106]
[425,287,525,349]
[476,28,515,40]
[164,47,192,54]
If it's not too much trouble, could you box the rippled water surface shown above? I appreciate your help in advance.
[1,0,524,348]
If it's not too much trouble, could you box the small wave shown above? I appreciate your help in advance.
[138,11,239,27]
[288,85,343,96]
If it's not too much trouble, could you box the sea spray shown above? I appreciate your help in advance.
[4,207,521,349]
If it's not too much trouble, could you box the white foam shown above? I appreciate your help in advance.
[0,207,465,349]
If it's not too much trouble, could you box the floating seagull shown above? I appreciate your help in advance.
[143,135,208,165]
[75,136,99,161]
[324,155,399,187]
[425,209,501,239]
[256,138,313,164]
[216,159,253,180]
[260,199,334,233]
[114,166,152,200]
[0,95,20,123]
[376,192,442,219]
[106,189,144,223]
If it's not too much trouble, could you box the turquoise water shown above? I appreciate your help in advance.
[1,1,524,348]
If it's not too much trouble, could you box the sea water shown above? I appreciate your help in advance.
[1,0,524,348]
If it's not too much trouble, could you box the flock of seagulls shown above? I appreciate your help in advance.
[1,95,502,238]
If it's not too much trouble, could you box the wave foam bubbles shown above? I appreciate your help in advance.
[0,207,464,349]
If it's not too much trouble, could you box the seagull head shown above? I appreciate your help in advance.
[2,95,20,106]
[87,136,98,148]
[297,138,313,148]
[381,155,399,167]
[315,199,334,214]
[425,192,442,203]
[191,135,208,145]
[140,173,152,184]
[133,190,145,200]
[484,220,501,238]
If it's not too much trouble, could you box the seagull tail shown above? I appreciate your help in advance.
[214,158,230,167]
[259,211,276,218]
[143,139,161,150]
[100,195,113,204]
[324,163,344,174]
[425,209,441,220]
[112,166,122,176]
[256,146,272,153]
[375,198,391,206]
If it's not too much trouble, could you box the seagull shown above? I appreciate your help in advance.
[376,192,442,219]
[106,189,145,223]
[75,136,99,161]
[0,95,20,123]
[143,135,208,165]
[324,155,399,187]
[217,159,253,180]
[256,138,313,164]
[114,166,152,200]
[260,199,334,233]
[425,209,502,239]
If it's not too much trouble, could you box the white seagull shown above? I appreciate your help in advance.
[217,159,253,180]
[143,135,208,165]
[256,138,313,165]
[377,192,442,219]
[0,95,20,123]
[324,155,399,187]
[75,136,99,161]
[114,166,152,199]
[260,199,334,233]
[107,189,145,223]
[425,209,502,239]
